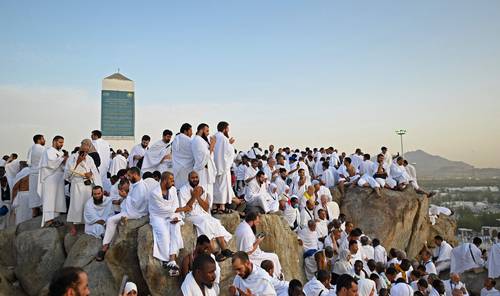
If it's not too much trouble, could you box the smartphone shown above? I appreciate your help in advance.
[256,232,266,239]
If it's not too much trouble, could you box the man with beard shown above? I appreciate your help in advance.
[149,171,192,276]
[142,130,173,173]
[128,135,150,168]
[96,167,148,261]
[65,139,102,235]
[91,130,111,182]
[191,123,217,205]
[213,121,236,214]
[27,134,45,217]
[179,171,234,262]
[245,171,273,214]
[181,235,222,294]
[172,123,194,189]
[235,211,283,278]
[39,135,68,227]
[230,251,276,296]
[83,186,113,238]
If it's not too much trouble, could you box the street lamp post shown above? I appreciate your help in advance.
[395,129,407,157]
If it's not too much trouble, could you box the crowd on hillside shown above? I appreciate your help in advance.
[0,122,498,296]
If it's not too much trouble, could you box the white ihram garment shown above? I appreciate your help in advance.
[213,131,235,204]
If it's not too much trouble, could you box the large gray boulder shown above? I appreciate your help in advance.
[64,233,117,296]
[105,216,151,296]
[338,186,457,258]
[0,226,16,266]
[15,228,65,296]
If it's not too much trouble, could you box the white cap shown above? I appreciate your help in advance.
[124,282,137,295]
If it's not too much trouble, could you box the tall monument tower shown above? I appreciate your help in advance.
[101,72,135,150]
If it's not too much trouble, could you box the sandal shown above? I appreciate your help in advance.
[215,253,227,262]
[95,250,106,262]
[211,209,219,215]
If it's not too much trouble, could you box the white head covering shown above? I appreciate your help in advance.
[358,278,376,296]
[124,282,137,294]
[268,183,278,194]
[333,249,353,276]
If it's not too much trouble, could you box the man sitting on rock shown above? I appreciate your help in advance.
[337,157,360,198]
[96,167,148,261]
[443,273,469,296]
[178,171,234,262]
[83,185,113,239]
[235,211,283,278]
[149,171,192,276]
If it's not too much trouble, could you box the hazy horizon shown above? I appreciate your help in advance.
[1,1,499,168]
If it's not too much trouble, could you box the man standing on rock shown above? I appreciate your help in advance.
[96,167,148,261]
[149,171,191,276]
[213,121,236,214]
[27,134,45,217]
[39,135,68,227]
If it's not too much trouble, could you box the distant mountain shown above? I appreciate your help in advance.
[403,150,500,179]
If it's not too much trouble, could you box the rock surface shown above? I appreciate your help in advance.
[0,226,16,266]
[0,188,460,296]
[15,228,66,296]
[338,186,457,258]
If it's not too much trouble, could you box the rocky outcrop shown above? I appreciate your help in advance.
[460,268,500,296]
[15,228,66,296]
[105,216,151,295]
[338,186,456,258]
[64,234,117,296]
[0,188,457,296]
[0,226,16,267]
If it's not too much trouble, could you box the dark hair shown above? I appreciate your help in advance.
[349,240,358,248]
[142,171,153,179]
[372,238,380,247]
[360,236,369,246]
[245,211,260,223]
[473,237,482,246]
[344,157,352,164]
[180,123,192,133]
[363,153,371,160]
[33,134,44,143]
[369,273,379,281]
[92,185,103,192]
[434,235,443,241]
[385,267,397,276]
[192,253,215,272]
[197,123,208,132]
[417,278,428,288]
[117,169,128,178]
[401,259,412,271]
[162,129,173,137]
[196,235,210,246]
[217,121,229,132]
[128,167,141,176]
[316,269,330,283]
[350,228,363,237]
[231,251,249,264]
[53,135,64,142]
[256,171,265,178]
[288,279,303,296]
[152,170,161,180]
[91,130,102,138]
[48,267,85,296]
[260,260,273,273]
[336,274,357,292]
[141,135,151,141]
[433,279,445,294]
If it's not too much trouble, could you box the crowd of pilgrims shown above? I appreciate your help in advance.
[0,121,498,296]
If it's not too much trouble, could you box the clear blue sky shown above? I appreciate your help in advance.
[1,1,500,167]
